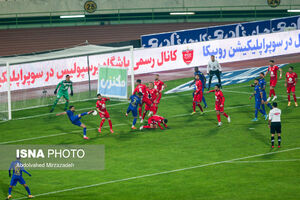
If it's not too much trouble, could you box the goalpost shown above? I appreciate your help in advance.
[0,45,134,121]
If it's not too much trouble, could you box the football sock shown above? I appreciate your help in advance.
[51,98,59,109]
[278,136,281,146]
[202,96,207,107]
[217,114,221,122]
[108,119,113,129]
[126,107,131,114]
[132,118,137,126]
[288,94,291,101]
[193,102,196,112]
[255,109,258,118]
[8,187,12,195]
[293,94,297,102]
[269,89,275,97]
[81,112,88,117]
[64,100,69,110]
[25,186,31,195]
[139,107,142,117]
[223,112,229,118]
[143,125,151,129]
[271,136,275,146]
[261,104,266,114]
[100,119,105,128]
[259,109,266,115]
[142,112,147,120]
[197,104,203,112]
[83,127,86,137]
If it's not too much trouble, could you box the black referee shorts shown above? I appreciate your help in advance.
[270,122,281,134]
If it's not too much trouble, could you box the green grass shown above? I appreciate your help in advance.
[0,63,300,200]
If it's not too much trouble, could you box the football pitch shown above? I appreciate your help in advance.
[0,63,300,200]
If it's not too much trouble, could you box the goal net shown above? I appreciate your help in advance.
[0,45,134,120]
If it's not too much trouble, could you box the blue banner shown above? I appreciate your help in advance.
[141,16,300,48]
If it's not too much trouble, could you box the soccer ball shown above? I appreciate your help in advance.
[92,110,98,116]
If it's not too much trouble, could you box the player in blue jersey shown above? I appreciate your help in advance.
[190,67,208,108]
[259,72,273,111]
[56,106,93,140]
[7,158,32,199]
[249,79,268,121]
[126,92,143,129]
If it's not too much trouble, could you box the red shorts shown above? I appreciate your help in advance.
[270,79,277,87]
[193,93,203,102]
[215,103,224,112]
[99,111,110,118]
[145,103,157,113]
[143,97,152,106]
[287,85,296,93]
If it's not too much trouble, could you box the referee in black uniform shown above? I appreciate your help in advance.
[268,102,282,148]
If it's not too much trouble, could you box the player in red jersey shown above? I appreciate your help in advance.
[96,94,114,134]
[192,74,204,115]
[142,82,159,121]
[285,66,298,107]
[206,84,230,126]
[140,115,168,130]
[154,74,166,104]
[132,79,147,118]
[265,60,282,102]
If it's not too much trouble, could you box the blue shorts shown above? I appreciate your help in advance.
[72,120,82,126]
[10,176,26,186]
[128,106,138,117]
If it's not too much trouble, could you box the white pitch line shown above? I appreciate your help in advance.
[0,93,192,123]
[222,89,291,99]
[0,124,126,145]
[15,146,300,200]
[0,102,256,144]
[229,159,300,163]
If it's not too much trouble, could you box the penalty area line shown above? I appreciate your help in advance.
[0,103,254,144]
[0,124,126,145]
[228,159,300,163]
[14,146,300,200]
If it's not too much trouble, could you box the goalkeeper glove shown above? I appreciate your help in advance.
[70,91,73,96]
[54,89,57,95]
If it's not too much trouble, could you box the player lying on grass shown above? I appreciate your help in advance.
[140,115,168,130]
[50,75,73,112]
[141,82,159,122]
[258,72,273,111]
[265,60,282,102]
[206,84,230,126]
[285,66,298,107]
[126,92,143,129]
[250,79,268,121]
[56,106,93,140]
[96,94,114,134]
[7,157,33,199]
[192,74,204,115]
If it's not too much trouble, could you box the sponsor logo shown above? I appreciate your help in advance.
[267,0,280,8]
[182,49,194,64]
[84,0,97,13]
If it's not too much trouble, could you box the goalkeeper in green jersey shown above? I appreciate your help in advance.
[50,75,73,112]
